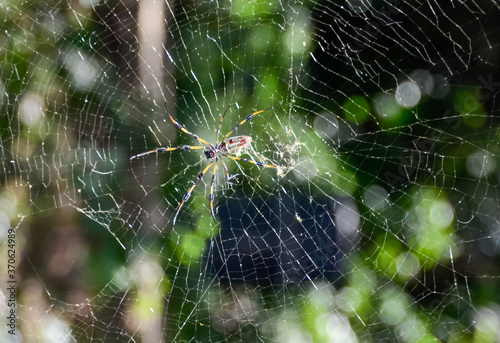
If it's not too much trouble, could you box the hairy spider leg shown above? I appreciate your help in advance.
[225,155,276,168]
[130,145,205,160]
[216,105,231,144]
[223,103,281,140]
[209,161,218,222]
[169,115,213,147]
[173,161,215,225]
[220,158,234,183]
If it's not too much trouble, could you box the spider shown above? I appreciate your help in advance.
[130,103,280,225]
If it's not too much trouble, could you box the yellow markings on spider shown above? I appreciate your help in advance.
[130,103,280,225]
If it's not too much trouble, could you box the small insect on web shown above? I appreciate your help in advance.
[130,103,281,225]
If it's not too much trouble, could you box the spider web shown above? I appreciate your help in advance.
[1,0,500,341]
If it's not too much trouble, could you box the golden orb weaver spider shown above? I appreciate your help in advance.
[130,103,280,225]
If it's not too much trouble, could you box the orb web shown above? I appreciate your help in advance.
[1,1,500,342]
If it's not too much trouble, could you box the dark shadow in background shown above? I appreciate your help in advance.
[207,189,347,287]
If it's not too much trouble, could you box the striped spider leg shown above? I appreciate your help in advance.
[130,103,280,225]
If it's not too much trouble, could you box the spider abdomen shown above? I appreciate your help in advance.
[204,135,253,160]
[221,135,252,153]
